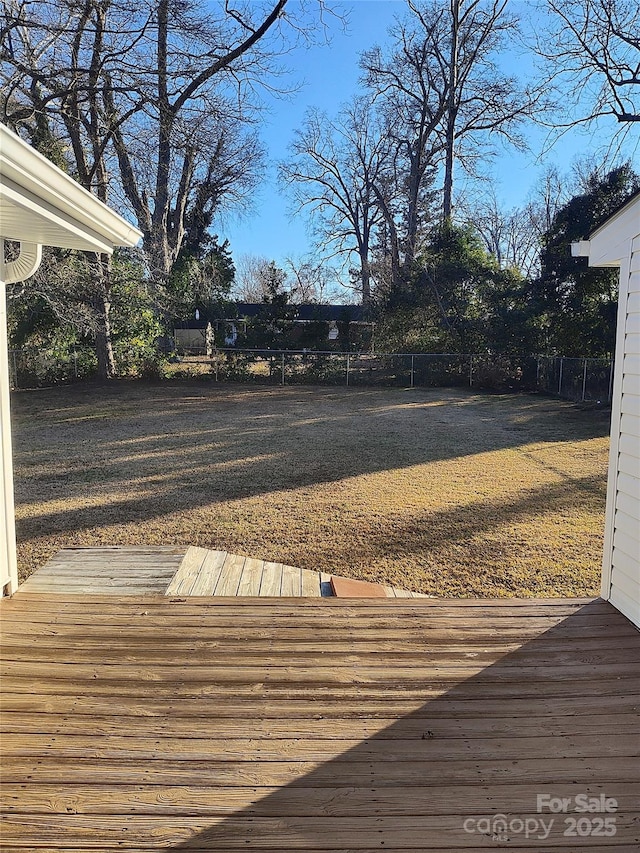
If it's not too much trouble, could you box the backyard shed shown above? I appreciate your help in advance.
[573,190,640,628]
[0,123,142,595]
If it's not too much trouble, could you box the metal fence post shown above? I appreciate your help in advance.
[608,359,614,403]
[469,355,474,387]
[410,355,415,389]
[558,357,564,397]
[581,358,588,402]
[73,350,78,378]
[281,352,285,386]
[346,353,350,387]
[11,351,17,389]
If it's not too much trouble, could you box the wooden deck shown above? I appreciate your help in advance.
[17,546,430,598]
[16,546,187,595]
[1,593,639,850]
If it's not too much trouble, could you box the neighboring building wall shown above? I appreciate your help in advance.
[604,234,640,627]
[175,328,207,351]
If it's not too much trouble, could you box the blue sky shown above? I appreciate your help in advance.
[220,1,404,267]
[218,0,638,274]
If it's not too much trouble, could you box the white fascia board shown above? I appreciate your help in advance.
[571,241,591,258]
[0,123,142,250]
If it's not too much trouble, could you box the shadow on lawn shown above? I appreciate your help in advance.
[16,472,605,555]
[358,472,604,564]
[135,601,638,849]
[11,383,609,544]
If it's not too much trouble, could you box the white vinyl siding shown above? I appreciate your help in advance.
[607,234,640,627]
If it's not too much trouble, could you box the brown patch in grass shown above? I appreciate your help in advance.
[11,382,610,597]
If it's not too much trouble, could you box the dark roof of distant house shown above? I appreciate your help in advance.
[176,303,368,327]
[234,303,366,322]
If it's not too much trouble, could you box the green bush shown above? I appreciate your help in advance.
[12,330,97,387]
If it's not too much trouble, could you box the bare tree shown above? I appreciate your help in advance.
[1,0,335,374]
[361,5,449,271]
[435,0,537,220]
[283,256,341,303]
[460,166,578,279]
[539,0,639,129]
[461,192,544,278]
[1,0,340,275]
[362,0,539,267]
[234,254,268,302]
[234,254,292,302]
[280,99,388,305]
[105,0,286,280]
[528,166,566,235]
[1,0,151,376]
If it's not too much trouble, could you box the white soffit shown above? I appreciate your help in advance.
[1,176,116,254]
[0,123,142,253]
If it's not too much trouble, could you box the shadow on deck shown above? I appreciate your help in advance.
[1,594,639,850]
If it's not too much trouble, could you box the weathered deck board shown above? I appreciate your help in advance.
[164,546,208,595]
[1,594,639,851]
[190,550,227,596]
[213,553,246,596]
[5,781,638,815]
[2,691,637,720]
[4,711,639,739]
[4,753,639,787]
[237,557,264,596]
[301,568,321,596]
[4,812,640,848]
[280,563,301,596]
[259,561,284,596]
[20,546,186,596]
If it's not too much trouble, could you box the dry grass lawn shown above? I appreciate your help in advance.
[11,382,610,597]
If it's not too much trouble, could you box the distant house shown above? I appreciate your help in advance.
[573,189,640,628]
[174,303,374,352]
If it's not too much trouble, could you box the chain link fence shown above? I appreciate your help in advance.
[535,356,614,404]
[168,349,538,392]
[8,346,614,403]
[170,349,609,399]
[8,346,95,388]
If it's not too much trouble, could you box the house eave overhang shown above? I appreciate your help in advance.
[571,193,640,268]
[0,123,142,256]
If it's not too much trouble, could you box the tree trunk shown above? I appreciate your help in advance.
[152,0,173,284]
[360,252,371,306]
[147,233,172,284]
[91,296,116,379]
[93,315,116,380]
[89,254,116,380]
[405,151,421,267]
[443,0,460,222]
[374,189,402,291]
